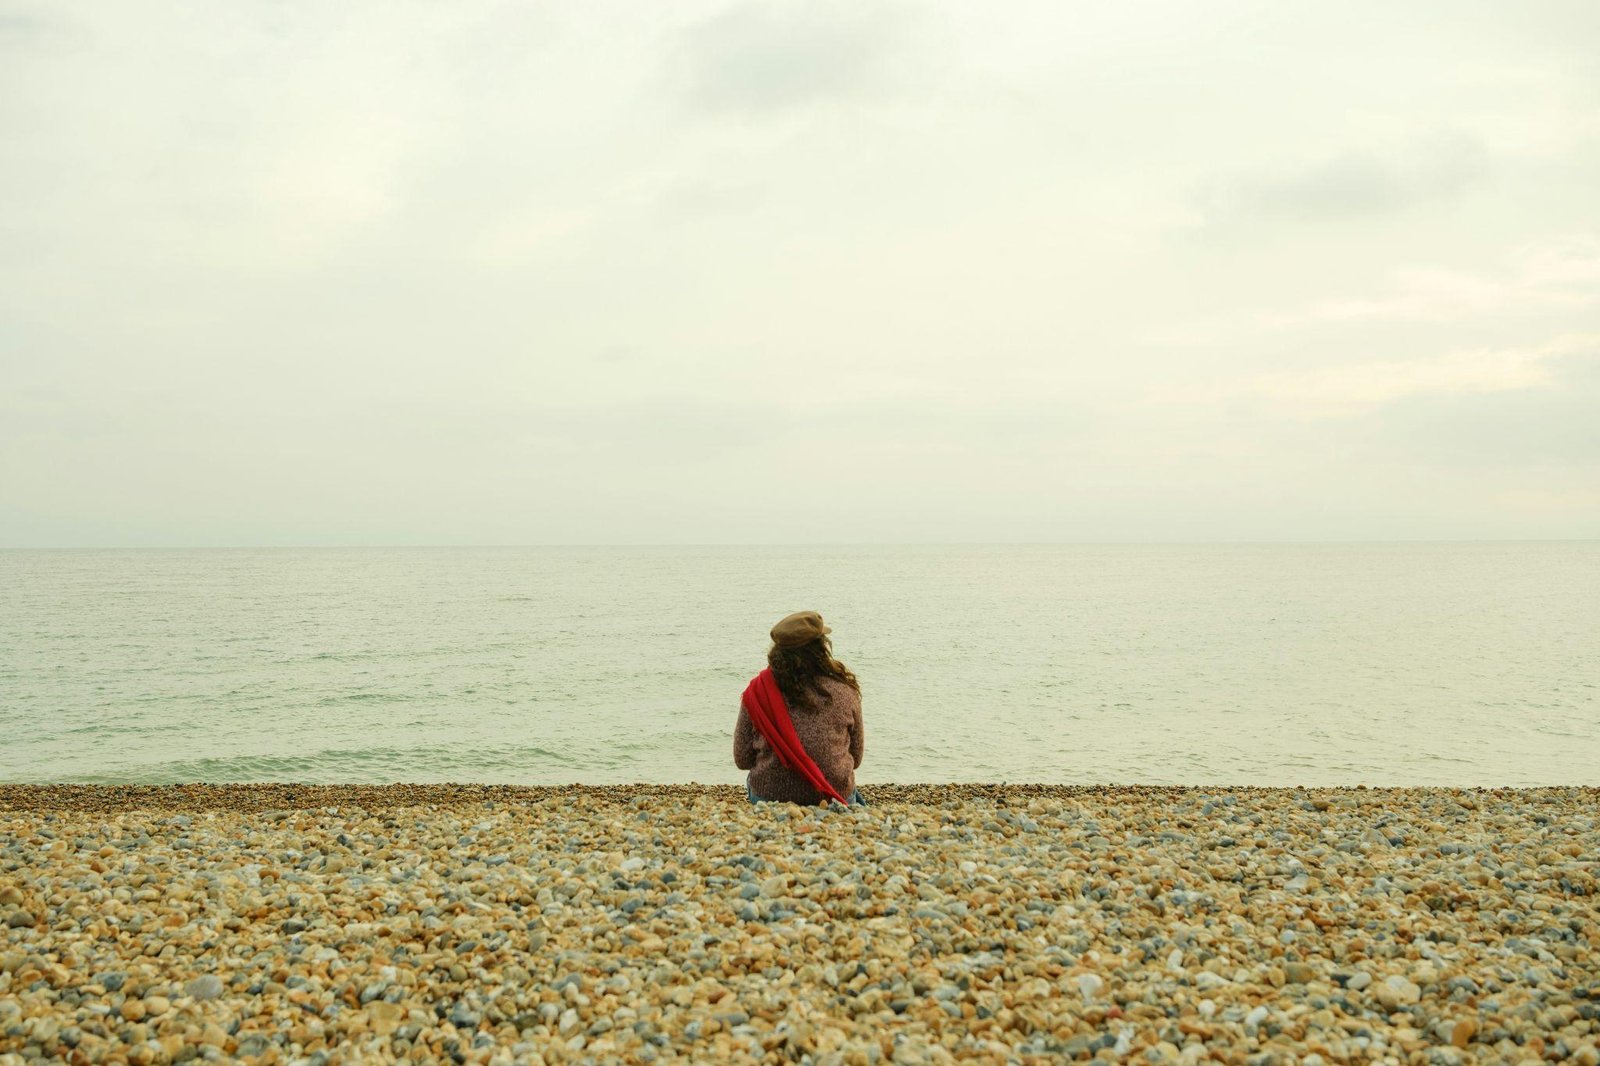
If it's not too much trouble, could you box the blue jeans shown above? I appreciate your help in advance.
[746,779,866,807]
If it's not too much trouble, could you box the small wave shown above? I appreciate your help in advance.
[315,692,411,706]
[611,730,727,754]
[77,742,582,785]
[59,721,170,738]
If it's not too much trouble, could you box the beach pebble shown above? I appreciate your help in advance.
[1284,962,1316,984]
[367,1001,405,1036]
[184,975,224,1001]
[1378,975,1422,1008]
[0,782,1593,1065]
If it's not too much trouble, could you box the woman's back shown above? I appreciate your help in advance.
[736,675,863,804]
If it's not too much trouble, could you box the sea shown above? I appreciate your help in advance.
[1,544,1595,787]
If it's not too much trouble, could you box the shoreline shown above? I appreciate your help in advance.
[5,782,1594,812]
[3,785,1596,1063]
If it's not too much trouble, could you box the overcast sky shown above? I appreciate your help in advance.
[2,1,1597,545]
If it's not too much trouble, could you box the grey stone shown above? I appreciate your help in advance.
[184,975,224,1001]
[236,1035,272,1057]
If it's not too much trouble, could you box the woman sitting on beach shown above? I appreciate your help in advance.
[736,611,865,806]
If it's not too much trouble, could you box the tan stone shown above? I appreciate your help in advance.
[367,1000,405,1036]
[0,785,1593,1066]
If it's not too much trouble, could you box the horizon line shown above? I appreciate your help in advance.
[2,537,1596,551]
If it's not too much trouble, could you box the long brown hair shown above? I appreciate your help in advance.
[768,636,859,711]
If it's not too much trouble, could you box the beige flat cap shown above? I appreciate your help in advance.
[770,610,831,648]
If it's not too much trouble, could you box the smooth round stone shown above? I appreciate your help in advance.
[0,784,1593,1064]
[184,976,224,1001]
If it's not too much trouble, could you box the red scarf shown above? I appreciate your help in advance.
[741,668,848,806]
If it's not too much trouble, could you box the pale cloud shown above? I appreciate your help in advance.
[0,12,45,33]
[1,1,1598,544]
[467,207,595,264]
[1147,236,1600,347]
[670,0,925,115]
[1153,335,1598,417]
[1194,130,1490,225]
[1492,488,1600,514]
[1290,237,1600,324]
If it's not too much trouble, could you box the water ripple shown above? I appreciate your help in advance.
[2,544,1597,785]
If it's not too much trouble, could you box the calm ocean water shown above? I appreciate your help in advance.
[1,544,1595,786]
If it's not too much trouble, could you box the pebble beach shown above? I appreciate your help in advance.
[1,784,1596,1065]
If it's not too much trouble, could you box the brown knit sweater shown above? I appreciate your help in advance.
[734,676,863,804]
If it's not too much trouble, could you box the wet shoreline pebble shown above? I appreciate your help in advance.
[2,784,1596,1064]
